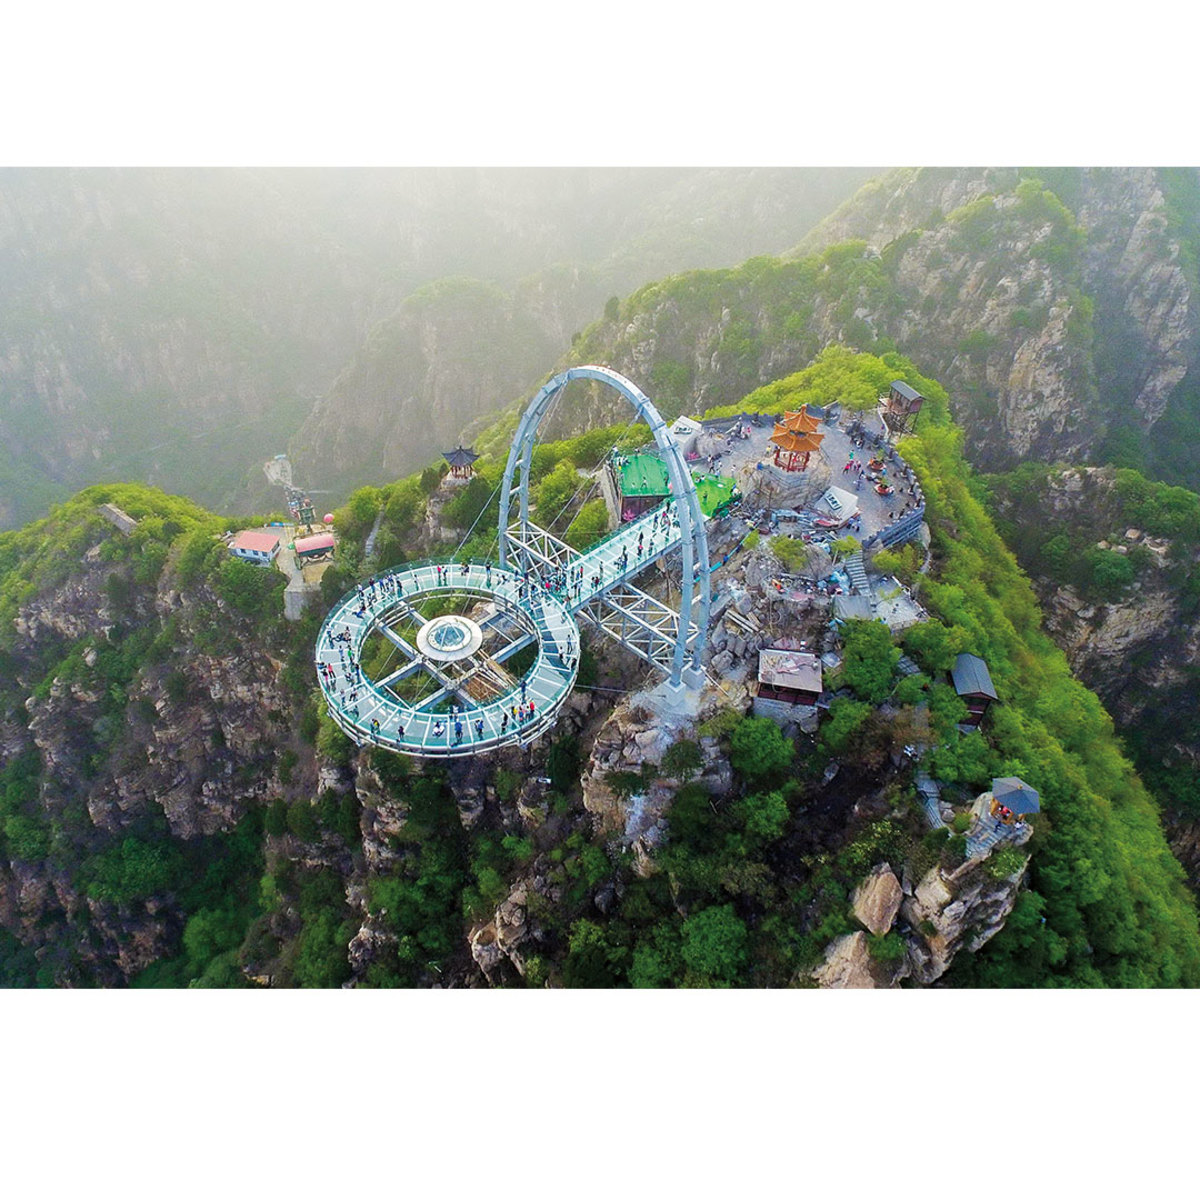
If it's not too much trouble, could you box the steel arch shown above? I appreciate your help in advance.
[498,365,710,687]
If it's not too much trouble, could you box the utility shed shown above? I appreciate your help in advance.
[294,532,336,560]
[881,380,924,436]
[951,652,997,727]
[754,648,823,726]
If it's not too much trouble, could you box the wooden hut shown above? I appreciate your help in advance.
[881,380,925,436]
[951,652,998,727]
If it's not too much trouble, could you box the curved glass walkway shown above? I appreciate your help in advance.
[316,500,688,757]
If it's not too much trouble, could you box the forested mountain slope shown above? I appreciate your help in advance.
[0,168,873,528]
[480,168,1197,491]
[982,463,1200,884]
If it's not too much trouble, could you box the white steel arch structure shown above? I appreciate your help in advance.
[499,365,711,688]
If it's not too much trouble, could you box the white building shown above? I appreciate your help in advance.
[229,529,281,565]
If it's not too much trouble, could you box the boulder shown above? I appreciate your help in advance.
[851,864,904,936]
[711,650,735,675]
[796,706,820,735]
[811,931,879,989]
[469,923,506,981]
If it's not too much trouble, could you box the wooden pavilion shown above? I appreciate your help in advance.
[778,406,821,433]
[769,425,825,472]
[443,445,479,479]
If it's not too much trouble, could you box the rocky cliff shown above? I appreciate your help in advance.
[985,463,1200,887]
[795,167,1199,472]
[0,509,314,985]
[520,168,1198,484]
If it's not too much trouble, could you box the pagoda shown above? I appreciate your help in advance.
[777,406,821,435]
[770,407,825,472]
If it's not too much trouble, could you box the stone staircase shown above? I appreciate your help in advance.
[915,772,946,830]
[966,815,1033,861]
[843,551,874,614]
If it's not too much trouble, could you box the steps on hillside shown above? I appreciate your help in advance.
[843,552,875,614]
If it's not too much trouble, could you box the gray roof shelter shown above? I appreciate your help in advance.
[952,652,998,701]
[992,776,1040,814]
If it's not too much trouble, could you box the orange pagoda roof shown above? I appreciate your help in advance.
[778,406,821,434]
[770,426,825,454]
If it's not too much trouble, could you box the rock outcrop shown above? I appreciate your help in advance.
[812,931,901,989]
[851,864,904,937]
[901,854,1029,985]
[814,849,1029,989]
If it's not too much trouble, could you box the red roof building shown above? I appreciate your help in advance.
[229,530,281,564]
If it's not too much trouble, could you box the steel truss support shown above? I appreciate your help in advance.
[579,582,701,676]
[503,523,579,573]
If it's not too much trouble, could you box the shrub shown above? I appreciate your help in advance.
[867,931,907,962]
[769,534,808,573]
[697,707,743,739]
[986,845,1028,880]
[662,738,704,782]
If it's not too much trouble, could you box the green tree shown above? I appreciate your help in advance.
[562,918,627,988]
[680,905,748,985]
[1085,547,1135,598]
[729,717,794,781]
[830,534,862,561]
[739,790,790,842]
[840,619,900,703]
[535,460,583,528]
[821,697,873,755]
[217,555,284,619]
[286,800,318,841]
[902,619,970,674]
[546,735,581,793]
[1040,532,1072,576]
[662,738,704,783]
[293,912,352,988]
[4,814,50,861]
[565,498,609,550]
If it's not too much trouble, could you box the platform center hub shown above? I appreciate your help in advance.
[416,613,485,663]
